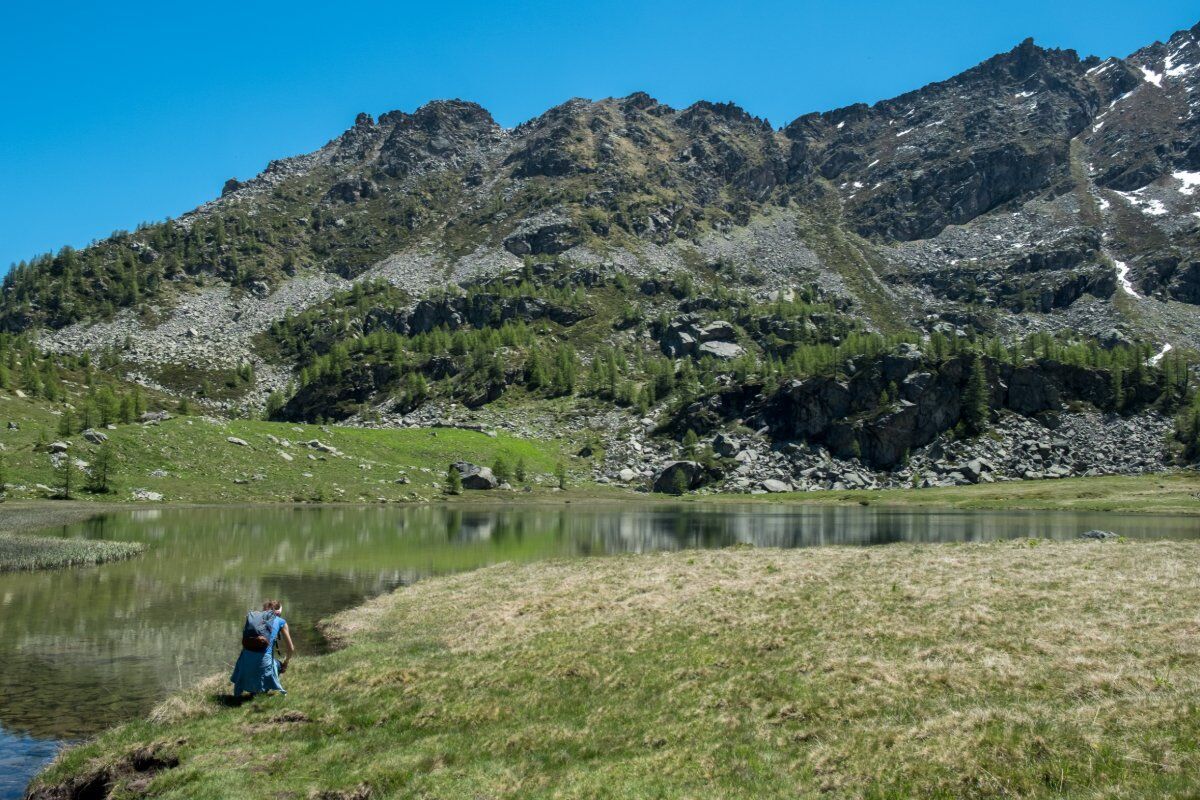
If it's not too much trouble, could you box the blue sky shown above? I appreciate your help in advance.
[1,1,1196,269]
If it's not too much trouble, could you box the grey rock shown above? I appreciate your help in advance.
[1079,529,1118,540]
[652,461,706,493]
[697,341,745,360]
[696,321,736,341]
[712,433,738,458]
[451,461,498,490]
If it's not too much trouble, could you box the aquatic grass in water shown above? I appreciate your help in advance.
[0,533,145,572]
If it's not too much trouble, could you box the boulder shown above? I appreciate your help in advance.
[1079,529,1118,540]
[960,458,988,483]
[652,461,706,494]
[226,437,250,447]
[663,331,697,358]
[617,468,638,482]
[697,341,745,360]
[82,429,108,444]
[712,432,738,458]
[696,321,736,342]
[451,461,498,490]
[48,441,70,453]
[761,479,790,493]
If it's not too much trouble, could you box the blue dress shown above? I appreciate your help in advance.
[230,614,287,696]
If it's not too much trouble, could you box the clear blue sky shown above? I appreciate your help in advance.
[1,1,1196,269]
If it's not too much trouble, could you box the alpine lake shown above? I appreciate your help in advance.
[2,502,1198,798]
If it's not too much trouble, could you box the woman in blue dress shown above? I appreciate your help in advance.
[230,599,295,697]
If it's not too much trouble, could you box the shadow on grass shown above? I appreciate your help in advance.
[215,692,253,708]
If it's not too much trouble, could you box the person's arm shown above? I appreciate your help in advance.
[280,623,296,661]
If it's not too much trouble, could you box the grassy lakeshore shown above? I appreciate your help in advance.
[696,471,1200,515]
[2,392,1199,512]
[32,540,1200,799]
[0,393,580,504]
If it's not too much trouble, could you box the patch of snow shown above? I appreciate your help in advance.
[1143,198,1168,216]
[896,128,914,138]
[852,181,864,189]
[1014,91,1034,99]
[1149,343,1173,366]
[1098,197,1111,211]
[1165,49,1192,77]
[836,121,845,129]
[1140,66,1163,87]
[1174,171,1200,195]
[1114,260,1140,298]
[1116,188,1168,217]
[1109,91,1133,108]
[866,159,880,169]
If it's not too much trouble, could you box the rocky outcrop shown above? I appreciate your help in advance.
[368,293,592,337]
[661,316,742,358]
[503,216,582,256]
[662,345,1166,470]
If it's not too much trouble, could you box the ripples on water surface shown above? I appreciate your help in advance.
[1,502,1197,797]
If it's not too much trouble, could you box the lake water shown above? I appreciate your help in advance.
[2,502,1197,797]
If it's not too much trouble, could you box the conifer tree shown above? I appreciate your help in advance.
[86,443,116,494]
[492,454,511,484]
[445,465,462,495]
[55,456,75,500]
[962,352,990,435]
[1110,365,1125,412]
[58,408,74,438]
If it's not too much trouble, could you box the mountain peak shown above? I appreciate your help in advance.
[970,36,1082,83]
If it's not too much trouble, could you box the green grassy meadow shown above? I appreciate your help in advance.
[0,394,580,504]
[31,540,1200,798]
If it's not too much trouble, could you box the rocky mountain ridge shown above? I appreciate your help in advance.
[5,19,1200,493]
